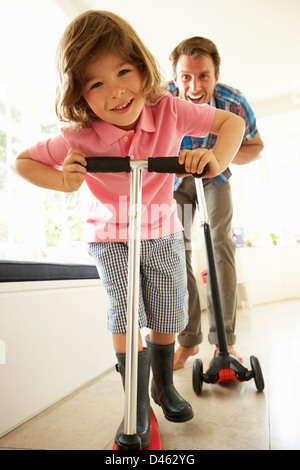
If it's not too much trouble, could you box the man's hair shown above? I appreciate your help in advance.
[55,10,166,128]
[169,36,221,77]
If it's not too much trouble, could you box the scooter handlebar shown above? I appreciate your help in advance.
[85,156,131,173]
[85,156,207,178]
[148,156,207,178]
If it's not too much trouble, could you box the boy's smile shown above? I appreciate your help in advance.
[111,99,134,112]
[83,53,145,131]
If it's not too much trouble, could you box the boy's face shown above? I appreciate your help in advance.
[173,54,219,105]
[83,52,144,131]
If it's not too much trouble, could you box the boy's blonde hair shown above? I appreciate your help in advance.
[56,10,166,128]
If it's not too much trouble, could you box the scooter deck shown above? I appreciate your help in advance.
[112,408,161,450]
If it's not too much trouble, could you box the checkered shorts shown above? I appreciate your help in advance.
[88,232,188,334]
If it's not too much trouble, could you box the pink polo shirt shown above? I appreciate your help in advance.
[30,92,215,242]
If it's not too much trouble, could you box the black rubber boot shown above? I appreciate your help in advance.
[115,348,151,449]
[146,337,194,422]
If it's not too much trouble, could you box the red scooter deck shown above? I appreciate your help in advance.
[112,408,161,450]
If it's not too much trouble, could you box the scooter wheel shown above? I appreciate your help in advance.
[250,355,264,392]
[192,358,203,395]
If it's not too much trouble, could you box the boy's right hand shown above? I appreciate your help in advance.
[62,148,87,192]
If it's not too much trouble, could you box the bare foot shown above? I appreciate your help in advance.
[216,344,243,363]
[173,345,199,370]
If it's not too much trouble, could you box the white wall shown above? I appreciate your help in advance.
[55,0,300,105]
[0,279,115,437]
[192,210,300,309]
[193,243,300,309]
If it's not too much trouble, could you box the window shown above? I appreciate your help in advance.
[0,75,91,263]
[0,0,93,264]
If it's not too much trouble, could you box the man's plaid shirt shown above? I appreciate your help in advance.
[169,81,258,188]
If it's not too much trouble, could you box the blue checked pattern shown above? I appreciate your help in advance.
[169,81,258,189]
[88,232,188,334]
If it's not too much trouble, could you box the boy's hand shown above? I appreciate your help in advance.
[62,148,87,192]
[176,148,221,178]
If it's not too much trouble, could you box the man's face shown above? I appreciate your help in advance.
[174,54,219,105]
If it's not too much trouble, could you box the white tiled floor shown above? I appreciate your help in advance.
[1,299,300,450]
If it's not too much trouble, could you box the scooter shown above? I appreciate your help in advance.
[192,178,264,395]
[86,156,206,449]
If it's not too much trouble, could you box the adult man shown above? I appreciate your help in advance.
[169,37,264,369]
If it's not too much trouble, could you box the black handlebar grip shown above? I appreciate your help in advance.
[148,157,208,178]
[86,156,131,173]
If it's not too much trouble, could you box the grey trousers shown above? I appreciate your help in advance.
[174,176,237,346]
